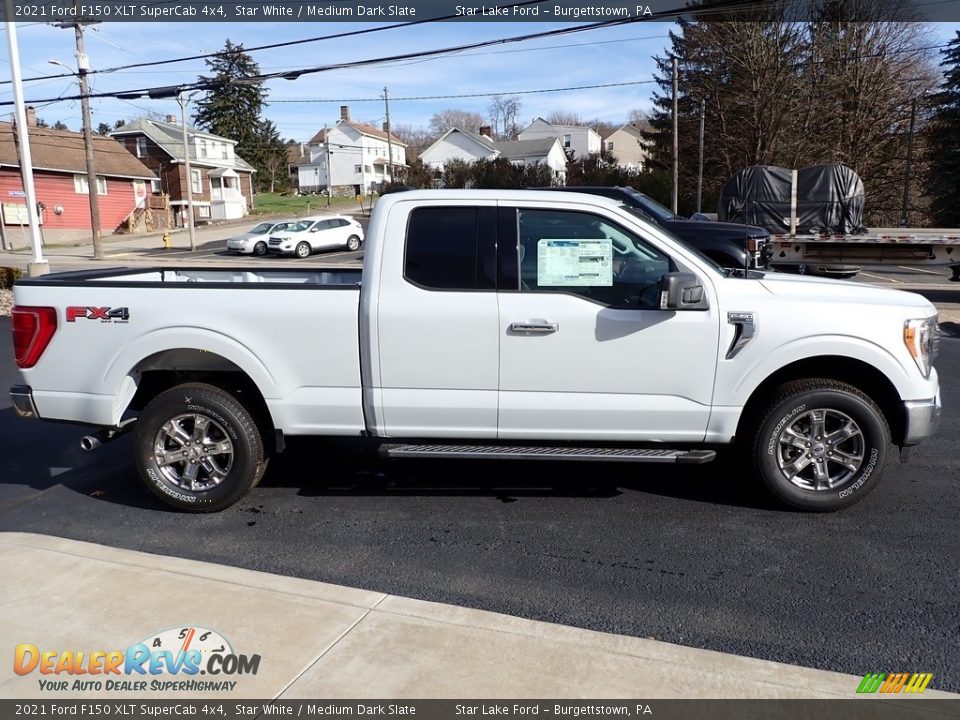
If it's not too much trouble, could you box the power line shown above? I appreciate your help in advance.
[269,80,659,104]
[0,0,555,88]
[2,16,651,108]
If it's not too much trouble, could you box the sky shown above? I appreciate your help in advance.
[2,20,959,142]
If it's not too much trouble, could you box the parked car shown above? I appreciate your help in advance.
[268,215,364,258]
[226,220,297,256]
[547,186,772,270]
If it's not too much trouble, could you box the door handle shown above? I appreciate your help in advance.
[510,321,559,335]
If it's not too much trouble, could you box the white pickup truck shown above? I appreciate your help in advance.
[9,190,942,512]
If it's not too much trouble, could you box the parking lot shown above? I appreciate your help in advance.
[1,307,958,692]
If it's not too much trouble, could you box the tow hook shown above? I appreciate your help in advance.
[80,418,137,451]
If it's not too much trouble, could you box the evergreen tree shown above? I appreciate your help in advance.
[925,32,960,226]
[192,40,287,192]
[96,122,112,136]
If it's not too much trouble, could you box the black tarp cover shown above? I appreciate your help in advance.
[718,164,867,235]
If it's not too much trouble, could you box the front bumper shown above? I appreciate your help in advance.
[903,392,941,445]
[10,385,39,419]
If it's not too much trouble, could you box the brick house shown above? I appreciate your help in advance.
[111,117,255,225]
[0,113,156,235]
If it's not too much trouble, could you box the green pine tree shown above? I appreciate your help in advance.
[925,32,960,227]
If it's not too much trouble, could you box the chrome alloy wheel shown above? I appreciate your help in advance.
[152,414,234,492]
[775,408,864,491]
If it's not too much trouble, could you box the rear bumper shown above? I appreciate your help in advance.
[903,393,941,445]
[10,385,39,419]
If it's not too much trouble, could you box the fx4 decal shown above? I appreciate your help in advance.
[66,306,130,323]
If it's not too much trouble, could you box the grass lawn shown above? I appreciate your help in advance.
[250,192,373,217]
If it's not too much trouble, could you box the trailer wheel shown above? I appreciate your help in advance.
[133,383,266,512]
[745,379,889,511]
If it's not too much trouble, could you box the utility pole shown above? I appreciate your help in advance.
[325,130,332,207]
[671,56,679,215]
[900,97,917,228]
[4,9,47,275]
[383,86,394,187]
[177,92,196,251]
[696,98,705,215]
[54,18,103,260]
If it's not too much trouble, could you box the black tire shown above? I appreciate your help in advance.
[133,383,267,512]
[346,235,361,252]
[295,242,311,258]
[745,379,890,511]
[253,241,267,257]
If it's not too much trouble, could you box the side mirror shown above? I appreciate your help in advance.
[309,227,319,233]
[660,272,709,311]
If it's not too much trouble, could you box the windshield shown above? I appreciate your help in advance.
[622,187,681,222]
[621,206,726,275]
[249,222,274,234]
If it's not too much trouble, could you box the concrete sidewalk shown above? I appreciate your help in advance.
[0,532,954,701]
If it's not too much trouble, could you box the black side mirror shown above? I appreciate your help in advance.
[660,272,709,311]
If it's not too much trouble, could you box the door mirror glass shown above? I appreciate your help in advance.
[659,272,708,311]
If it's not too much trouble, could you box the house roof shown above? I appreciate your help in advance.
[307,128,329,145]
[0,122,156,180]
[521,117,602,138]
[455,128,497,152]
[495,138,559,159]
[110,118,255,172]
[606,124,646,141]
[339,120,407,146]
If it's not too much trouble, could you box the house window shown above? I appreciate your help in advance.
[354,164,362,173]
[199,140,208,159]
[74,175,107,195]
[364,165,373,173]
[607,141,614,151]
[190,169,203,194]
[198,205,211,219]
[136,137,148,158]
[221,143,228,159]
[563,134,572,149]
[150,179,162,194]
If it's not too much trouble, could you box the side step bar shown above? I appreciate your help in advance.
[383,444,716,464]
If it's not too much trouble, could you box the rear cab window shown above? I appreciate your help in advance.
[403,206,496,290]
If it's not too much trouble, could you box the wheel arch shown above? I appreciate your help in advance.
[736,355,905,445]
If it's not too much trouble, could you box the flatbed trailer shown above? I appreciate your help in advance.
[767,228,960,279]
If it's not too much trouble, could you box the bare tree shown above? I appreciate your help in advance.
[489,95,522,139]
[627,108,649,125]
[546,111,584,126]
[429,109,486,136]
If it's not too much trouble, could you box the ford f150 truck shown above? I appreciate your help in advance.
[9,190,941,512]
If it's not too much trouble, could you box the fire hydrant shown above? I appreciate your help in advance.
[162,232,171,250]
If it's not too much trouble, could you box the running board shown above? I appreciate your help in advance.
[382,444,716,464]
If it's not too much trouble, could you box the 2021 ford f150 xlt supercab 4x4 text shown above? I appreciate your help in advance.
[9,190,941,512]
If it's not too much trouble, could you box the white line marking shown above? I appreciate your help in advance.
[860,272,901,283]
[899,265,947,276]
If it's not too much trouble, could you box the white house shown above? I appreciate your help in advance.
[419,127,567,184]
[518,118,602,161]
[419,127,498,172]
[603,124,649,171]
[297,106,407,194]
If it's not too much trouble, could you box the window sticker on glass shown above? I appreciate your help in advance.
[537,239,613,287]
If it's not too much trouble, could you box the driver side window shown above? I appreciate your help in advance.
[517,209,672,309]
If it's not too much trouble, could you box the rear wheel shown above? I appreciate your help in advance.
[346,235,361,252]
[295,241,311,258]
[133,383,267,512]
[253,241,267,257]
[745,379,890,511]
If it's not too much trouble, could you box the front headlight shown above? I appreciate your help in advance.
[904,316,940,378]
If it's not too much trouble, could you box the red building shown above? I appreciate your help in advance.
[0,112,156,235]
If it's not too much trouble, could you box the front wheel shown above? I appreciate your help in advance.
[295,241,311,258]
[346,235,361,252]
[745,379,890,511]
[253,241,267,257]
[133,383,267,512]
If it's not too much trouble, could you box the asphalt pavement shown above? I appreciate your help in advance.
[1,315,958,692]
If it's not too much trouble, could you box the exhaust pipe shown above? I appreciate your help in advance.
[80,418,137,452]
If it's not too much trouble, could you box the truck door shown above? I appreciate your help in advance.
[497,205,720,442]
[372,202,500,437]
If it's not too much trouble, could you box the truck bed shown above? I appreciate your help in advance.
[13,265,366,434]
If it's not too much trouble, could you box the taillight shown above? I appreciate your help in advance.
[12,306,57,369]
